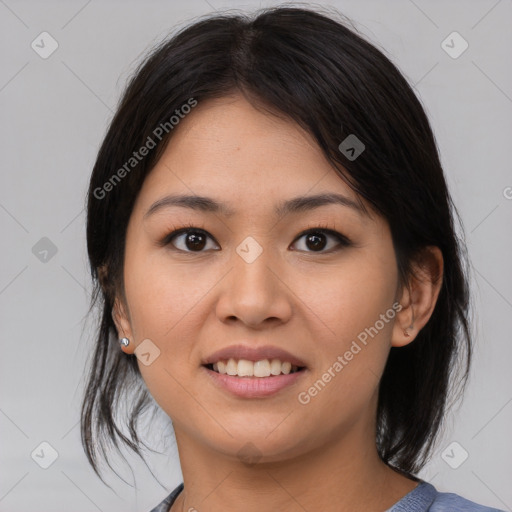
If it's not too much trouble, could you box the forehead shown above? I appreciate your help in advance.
[134,94,374,222]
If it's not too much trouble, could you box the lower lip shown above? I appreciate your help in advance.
[202,366,307,398]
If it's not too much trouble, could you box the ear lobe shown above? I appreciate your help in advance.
[391,246,444,348]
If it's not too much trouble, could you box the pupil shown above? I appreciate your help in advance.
[307,233,326,251]
[187,232,206,250]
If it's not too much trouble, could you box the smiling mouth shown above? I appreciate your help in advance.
[203,359,306,378]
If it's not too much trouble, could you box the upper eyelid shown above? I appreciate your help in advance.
[165,226,345,239]
[163,226,350,249]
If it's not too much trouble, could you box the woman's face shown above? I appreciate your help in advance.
[115,93,407,461]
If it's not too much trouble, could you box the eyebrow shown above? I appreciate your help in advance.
[143,192,368,220]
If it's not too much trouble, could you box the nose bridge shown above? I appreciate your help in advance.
[216,233,292,326]
[232,233,278,293]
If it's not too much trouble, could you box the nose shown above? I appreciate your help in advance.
[215,242,293,329]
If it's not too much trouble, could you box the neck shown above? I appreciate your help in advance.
[170,413,418,512]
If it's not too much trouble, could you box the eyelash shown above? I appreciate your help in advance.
[159,222,352,254]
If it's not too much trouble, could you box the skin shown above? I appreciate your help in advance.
[111,92,443,512]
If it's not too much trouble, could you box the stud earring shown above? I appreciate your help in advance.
[120,337,130,347]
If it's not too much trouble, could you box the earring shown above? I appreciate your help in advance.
[120,337,130,347]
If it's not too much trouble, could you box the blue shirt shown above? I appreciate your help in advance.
[149,480,507,511]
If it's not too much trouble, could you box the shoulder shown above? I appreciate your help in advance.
[430,488,507,512]
[387,481,506,512]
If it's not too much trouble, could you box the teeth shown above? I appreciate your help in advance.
[237,359,253,377]
[226,358,238,376]
[210,358,301,377]
[270,359,282,375]
[254,359,270,377]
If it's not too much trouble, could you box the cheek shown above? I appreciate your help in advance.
[306,251,397,406]
[123,245,223,403]
[125,253,205,412]
[292,252,397,411]
[295,248,398,347]
[124,241,210,339]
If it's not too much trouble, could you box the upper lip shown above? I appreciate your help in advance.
[202,344,307,368]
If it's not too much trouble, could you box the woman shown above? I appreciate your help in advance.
[81,6,505,512]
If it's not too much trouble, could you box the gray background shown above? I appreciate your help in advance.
[1,0,511,511]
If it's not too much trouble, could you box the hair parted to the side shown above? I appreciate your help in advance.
[81,4,472,484]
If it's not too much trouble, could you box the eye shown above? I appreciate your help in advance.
[159,224,352,254]
[161,225,219,253]
[291,227,351,253]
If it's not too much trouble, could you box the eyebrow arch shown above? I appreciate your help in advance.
[144,192,368,220]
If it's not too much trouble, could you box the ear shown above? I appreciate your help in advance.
[98,264,135,354]
[392,246,444,348]
[112,296,135,354]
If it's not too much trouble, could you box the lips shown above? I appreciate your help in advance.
[202,344,308,369]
